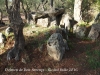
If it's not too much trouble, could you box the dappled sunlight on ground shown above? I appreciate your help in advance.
[0,25,100,75]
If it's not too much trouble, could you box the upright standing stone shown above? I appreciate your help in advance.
[88,23,100,41]
[47,33,69,61]
[37,18,50,27]
[60,14,71,31]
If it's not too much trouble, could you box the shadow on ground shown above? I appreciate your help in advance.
[0,28,100,75]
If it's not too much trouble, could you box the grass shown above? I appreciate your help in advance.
[86,49,100,69]
[67,39,74,49]
[78,21,88,26]
[1,23,100,75]
[81,37,91,41]
[24,24,57,49]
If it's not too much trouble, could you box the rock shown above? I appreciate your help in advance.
[73,24,78,34]
[88,23,100,41]
[0,33,6,48]
[60,14,71,31]
[0,33,6,44]
[73,25,86,38]
[50,20,57,27]
[88,13,100,41]
[60,14,77,32]
[37,18,50,27]
[5,27,13,35]
[56,28,68,40]
[47,33,68,61]
[94,12,100,23]
[21,58,27,64]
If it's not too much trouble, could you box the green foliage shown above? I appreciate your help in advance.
[82,37,91,41]
[96,0,100,11]
[0,0,5,9]
[82,0,100,22]
[22,0,41,11]
[0,0,5,15]
[86,50,100,69]
[78,21,88,26]
[55,0,74,15]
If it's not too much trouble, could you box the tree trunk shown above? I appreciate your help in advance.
[41,2,45,11]
[21,0,27,20]
[5,0,25,61]
[0,9,3,21]
[50,0,54,11]
[74,0,83,22]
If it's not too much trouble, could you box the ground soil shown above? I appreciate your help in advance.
[0,17,100,75]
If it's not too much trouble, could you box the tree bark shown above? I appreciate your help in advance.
[5,0,25,61]
[50,0,53,9]
[0,9,3,21]
[74,0,83,22]
[21,0,27,19]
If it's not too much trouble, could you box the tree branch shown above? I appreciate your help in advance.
[21,0,27,19]
[5,0,8,11]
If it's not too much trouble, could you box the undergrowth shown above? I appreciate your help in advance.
[86,49,100,69]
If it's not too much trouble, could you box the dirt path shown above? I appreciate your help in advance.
[0,21,99,75]
[0,34,100,75]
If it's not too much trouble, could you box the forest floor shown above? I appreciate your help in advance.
[0,23,100,75]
